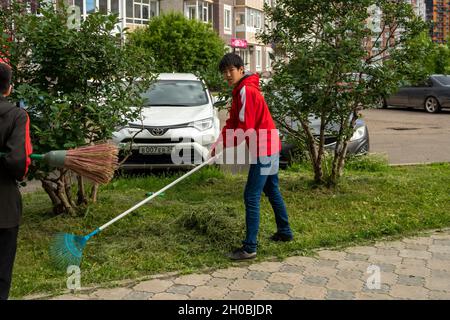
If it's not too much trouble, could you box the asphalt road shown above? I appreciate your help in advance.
[361,108,450,165]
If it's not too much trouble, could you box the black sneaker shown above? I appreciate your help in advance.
[270,232,293,242]
[228,247,257,260]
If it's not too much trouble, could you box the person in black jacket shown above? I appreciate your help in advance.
[0,63,33,300]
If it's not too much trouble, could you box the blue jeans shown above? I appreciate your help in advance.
[242,153,293,253]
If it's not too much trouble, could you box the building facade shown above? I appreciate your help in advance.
[426,0,450,43]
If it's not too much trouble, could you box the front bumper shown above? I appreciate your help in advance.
[113,126,218,169]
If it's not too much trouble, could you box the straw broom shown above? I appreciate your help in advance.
[1,142,119,184]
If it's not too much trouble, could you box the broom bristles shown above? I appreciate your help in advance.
[64,143,119,184]
[49,233,87,270]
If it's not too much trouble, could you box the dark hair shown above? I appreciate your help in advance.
[219,53,244,73]
[0,63,12,95]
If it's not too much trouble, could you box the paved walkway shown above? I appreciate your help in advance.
[33,228,450,300]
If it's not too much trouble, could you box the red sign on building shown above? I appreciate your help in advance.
[231,38,248,49]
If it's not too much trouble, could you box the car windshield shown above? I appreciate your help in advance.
[142,80,209,106]
[434,75,450,86]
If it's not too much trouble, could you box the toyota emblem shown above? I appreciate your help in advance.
[150,128,166,136]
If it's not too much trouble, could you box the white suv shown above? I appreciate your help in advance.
[112,73,220,169]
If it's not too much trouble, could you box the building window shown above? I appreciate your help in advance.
[246,8,262,29]
[185,1,213,24]
[224,5,231,33]
[256,47,262,71]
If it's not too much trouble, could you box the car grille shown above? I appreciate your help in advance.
[121,138,195,144]
[120,148,203,165]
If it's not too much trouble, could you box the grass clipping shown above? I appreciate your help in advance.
[177,203,244,246]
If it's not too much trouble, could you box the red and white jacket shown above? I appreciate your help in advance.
[215,73,281,157]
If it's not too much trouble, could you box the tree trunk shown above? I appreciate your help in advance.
[40,172,76,216]
[90,183,99,203]
[77,175,88,205]
[300,120,323,183]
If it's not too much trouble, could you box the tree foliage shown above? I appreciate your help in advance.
[127,12,226,91]
[260,0,429,185]
[0,1,156,215]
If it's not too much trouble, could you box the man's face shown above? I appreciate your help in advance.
[222,65,245,87]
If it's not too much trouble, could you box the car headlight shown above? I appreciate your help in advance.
[190,118,213,131]
[350,126,366,141]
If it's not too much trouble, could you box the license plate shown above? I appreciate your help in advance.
[139,146,173,155]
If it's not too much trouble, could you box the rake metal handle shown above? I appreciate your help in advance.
[98,154,220,232]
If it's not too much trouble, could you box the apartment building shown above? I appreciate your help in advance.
[426,0,450,43]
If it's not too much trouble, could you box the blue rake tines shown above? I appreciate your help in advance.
[49,229,100,270]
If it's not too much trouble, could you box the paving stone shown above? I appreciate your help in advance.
[402,237,434,246]
[224,291,254,300]
[401,258,427,268]
[345,246,377,256]
[431,234,450,240]
[428,245,450,254]
[376,248,400,256]
[395,265,431,278]
[361,283,391,294]
[265,282,293,295]
[374,240,406,250]
[326,277,364,292]
[379,272,398,286]
[289,284,327,299]
[317,250,347,261]
[377,263,397,273]
[248,262,283,272]
[267,272,302,285]
[151,293,189,300]
[123,291,153,300]
[245,271,271,281]
[428,291,450,300]
[207,278,234,288]
[212,267,248,279]
[431,252,450,261]
[315,259,339,268]
[399,249,432,260]
[302,275,328,286]
[404,243,429,251]
[167,285,195,295]
[279,264,305,274]
[284,256,317,267]
[326,290,355,300]
[389,284,429,300]
[252,292,291,300]
[303,266,338,278]
[91,288,133,300]
[173,274,212,286]
[368,255,403,265]
[336,260,370,271]
[345,253,370,261]
[427,259,450,272]
[433,239,450,246]
[424,270,450,292]
[229,279,268,292]
[50,294,90,300]
[133,279,174,293]
[336,269,363,279]
[354,292,393,300]
[397,275,425,286]
[189,286,229,299]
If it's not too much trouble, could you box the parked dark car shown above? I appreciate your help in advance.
[279,116,370,168]
[383,75,450,113]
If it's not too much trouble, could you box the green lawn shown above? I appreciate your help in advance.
[11,161,450,298]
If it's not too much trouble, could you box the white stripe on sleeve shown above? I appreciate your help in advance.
[239,86,246,122]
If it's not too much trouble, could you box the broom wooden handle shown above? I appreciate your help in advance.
[98,154,221,231]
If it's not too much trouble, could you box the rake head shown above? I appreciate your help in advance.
[49,233,88,270]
